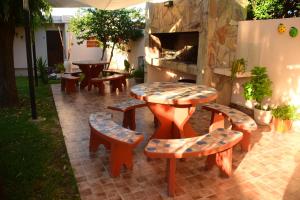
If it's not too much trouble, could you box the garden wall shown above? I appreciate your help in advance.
[232,17,300,107]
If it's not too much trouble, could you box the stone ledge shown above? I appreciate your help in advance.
[151,58,198,75]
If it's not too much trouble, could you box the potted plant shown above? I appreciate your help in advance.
[132,67,144,84]
[243,66,272,125]
[231,58,247,80]
[272,105,299,133]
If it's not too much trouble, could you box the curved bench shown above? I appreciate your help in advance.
[202,103,257,152]
[89,74,125,94]
[61,75,80,94]
[89,112,144,177]
[145,128,243,197]
[108,98,147,130]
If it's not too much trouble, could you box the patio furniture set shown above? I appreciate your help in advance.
[61,60,129,94]
[85,81,258,196]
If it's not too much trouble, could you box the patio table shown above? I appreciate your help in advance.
[130,82,217,139]
[73,60,109,89]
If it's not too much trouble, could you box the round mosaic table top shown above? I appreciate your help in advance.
[72,60,109,65]
[130,82,217,105]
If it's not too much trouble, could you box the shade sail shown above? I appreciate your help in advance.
[48,0,148,10]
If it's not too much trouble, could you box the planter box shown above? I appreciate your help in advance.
[273,118,293,133]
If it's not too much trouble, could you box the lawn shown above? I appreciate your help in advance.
[0,77,80,200]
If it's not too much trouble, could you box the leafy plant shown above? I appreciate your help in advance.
[247,0,300,20]
[243,66,272,110]
[132,67,144,79]
[124,59,132,72]
[54,63,65,73]
[231,58,247,80]
[272,105,299,120]
[37,57,48,84]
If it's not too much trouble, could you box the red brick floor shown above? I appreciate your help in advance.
[51,81,300,200]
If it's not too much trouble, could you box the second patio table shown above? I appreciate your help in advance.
[130,82,217,139]
[73,60,109,89]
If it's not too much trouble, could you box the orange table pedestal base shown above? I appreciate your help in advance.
[147,103,197,139]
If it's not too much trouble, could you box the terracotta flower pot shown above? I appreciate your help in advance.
[273,118,293,133]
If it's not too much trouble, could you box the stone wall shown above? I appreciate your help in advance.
[145,0,247,105]
[204,0,247,105]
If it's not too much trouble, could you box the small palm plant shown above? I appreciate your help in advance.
[37,57,48,84]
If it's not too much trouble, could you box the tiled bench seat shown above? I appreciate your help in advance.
[145,128,243,197]
[202,103,257,152]
[88,74,125,94]
[108,98,147,130]
[103,69,129,86]
[89,112,144,177]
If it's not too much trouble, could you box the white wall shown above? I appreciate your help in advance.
[13,24,145,74]
[232,17,300,107]
[13,27,27,75]
[128,37,145,69]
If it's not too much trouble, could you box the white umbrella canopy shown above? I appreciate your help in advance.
[48,0,149,10]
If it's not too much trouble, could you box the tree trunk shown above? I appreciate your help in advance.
[0,20,19,107]
[101,42,107,61]
[107,43,116,68]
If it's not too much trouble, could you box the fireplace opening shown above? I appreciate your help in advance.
[150,31,199,64]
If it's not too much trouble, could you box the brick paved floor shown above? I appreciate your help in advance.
[52,81,300,200]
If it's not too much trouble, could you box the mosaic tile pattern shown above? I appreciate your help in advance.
[108,99,147,112]
[130,82,217,105]
[203,103,257,131]
[145,128,242,157]
[52,80,300,200]
[89,112,143,144]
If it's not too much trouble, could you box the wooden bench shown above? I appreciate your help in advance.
[108,99,147,130]
[145,128,243,197]
[61,75,80,94]
[89,112,144,177]
[202,103,257,152]
[103,69,129,86]
[88,74,125,94]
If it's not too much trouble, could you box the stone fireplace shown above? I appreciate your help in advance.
[145,0,247,105]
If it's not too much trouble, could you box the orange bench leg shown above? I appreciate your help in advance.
[233,126,251,152]
[110,144,133,177]
[205,148,233,177]
[167,158,176,197]
[123,109,136,130]
[89,128,111,152]
[122,77,127,87]
[61,78,66,91]
[111,79,123,92]
[96,81,105,95]
[65,80,77,94]
[209,112,225,132]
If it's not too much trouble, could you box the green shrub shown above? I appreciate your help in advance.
[124,59,131,72]
[132,67,144,78]
[243,66,272,110]
[272,105,299,120]
[231,58,247,80]
[54,63,65,73]
[37,57,48,84]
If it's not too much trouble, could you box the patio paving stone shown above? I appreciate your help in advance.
[51,81,300,200]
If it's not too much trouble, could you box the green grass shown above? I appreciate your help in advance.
[0,77,80,200]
